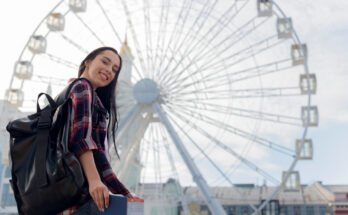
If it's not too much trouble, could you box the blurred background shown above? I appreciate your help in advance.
[0,0,347,214]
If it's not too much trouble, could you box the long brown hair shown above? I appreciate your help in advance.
[78,47,122,158]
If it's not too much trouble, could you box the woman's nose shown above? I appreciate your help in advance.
[106,65,112,74]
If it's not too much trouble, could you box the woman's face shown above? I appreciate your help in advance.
[81,50,120,89]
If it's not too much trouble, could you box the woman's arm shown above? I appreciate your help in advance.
[79,150,109,212]
[92,149,130,195]
[68,80,109,211]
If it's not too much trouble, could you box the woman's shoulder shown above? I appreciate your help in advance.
[67,79,96,103]
[70,78,93,90]
[69,78,94,94]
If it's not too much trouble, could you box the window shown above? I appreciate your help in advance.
[294,206,301,215]
[261,200,280,215]
[306,206,314,215]
[279,206,287,215]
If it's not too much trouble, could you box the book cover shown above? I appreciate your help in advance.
[102,194,127,215]
[101,194,144,215]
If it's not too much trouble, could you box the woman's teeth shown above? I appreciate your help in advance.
[100,73,108,81]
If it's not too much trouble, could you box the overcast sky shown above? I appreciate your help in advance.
[0,0,347,186]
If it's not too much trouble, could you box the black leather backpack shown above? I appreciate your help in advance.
[6,78,98,215]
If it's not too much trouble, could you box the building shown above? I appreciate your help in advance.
[134,180,341,215]
[324,185,348,215]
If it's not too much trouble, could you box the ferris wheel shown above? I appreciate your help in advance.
[4,0,318,214]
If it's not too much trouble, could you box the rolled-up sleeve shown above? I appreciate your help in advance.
[69,80,98,158]
[93,150,130,195]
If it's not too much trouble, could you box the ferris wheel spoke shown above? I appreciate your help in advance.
[95,0,145,80]
[142,0,155,78]
[151,127,160,184]
[194,15,272,65]
[59,32,89,54]
[138,141,150,196]
[120,0,149,77]
[202,34,281,73]
[172,0,218,54]
[165,102,294,156]
[184,17,271,72]
[219,40,288,72]
[116,96,134,105]
[152,127,160,185]
[158,47,203,92]
[166,111,258,211]
[156,0,193,80]
[179,0,247,58]
[162,15,271,87]
[157,0,218,84]
[152,0,170,82]
[159,1,248,85]
[171,0,219,55]
[169,58,292,95]
[146,125,156,183]
[167,100,302,126]
[166,105,281,186]
[30,74,68,87]
[171,87,303,103]
[95,0,123,43]
[43,52,79,69]
[168,56,286,93]
[167,34,286,93]
[159,1,247,86]
[172,85,300,98]
[70,11,106,46]
[155,126,163,184]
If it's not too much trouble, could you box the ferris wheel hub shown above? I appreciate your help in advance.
[132,78,159,104]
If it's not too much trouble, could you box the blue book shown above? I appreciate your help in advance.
[102,194,127,215]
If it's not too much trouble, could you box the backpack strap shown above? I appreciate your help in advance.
[55,78,96,109]
[54,77,98,129]
[35,108,52,187]
[35,78,97,188]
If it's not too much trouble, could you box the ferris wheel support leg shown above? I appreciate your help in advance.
[116,104,141,143]
[0,165,7,207]
[117,115,151,180]
[113,104,141,171]
[153,102,227,215]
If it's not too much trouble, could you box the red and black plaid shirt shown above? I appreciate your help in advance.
[59,79,129,215]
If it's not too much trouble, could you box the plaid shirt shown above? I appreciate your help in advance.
[59,79,129,215]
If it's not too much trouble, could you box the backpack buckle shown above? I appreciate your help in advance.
[38,120,51,129]
[38,110,52,129]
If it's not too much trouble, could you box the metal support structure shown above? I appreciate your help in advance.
[115,104,140,143]
[117,114,151,179]
[0,165,17,214]
[112,104,141,172]
[153,102,227,215]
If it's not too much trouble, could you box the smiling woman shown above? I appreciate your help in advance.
[57,47,140,215]
[80,50,121,89]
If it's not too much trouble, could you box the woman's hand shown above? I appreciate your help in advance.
[126,192,142,200]
[78,151,109,211]
[89,179,109,211]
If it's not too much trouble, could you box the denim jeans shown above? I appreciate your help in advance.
[72,199,102,215]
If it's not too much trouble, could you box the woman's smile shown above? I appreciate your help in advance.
[80,50,120,89]
[98,72,109,81]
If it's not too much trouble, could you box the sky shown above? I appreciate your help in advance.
[0,0,347,186]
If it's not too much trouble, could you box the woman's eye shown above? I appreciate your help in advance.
[102,60,107,64]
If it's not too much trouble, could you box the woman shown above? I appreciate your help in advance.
[60,47,139,215]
